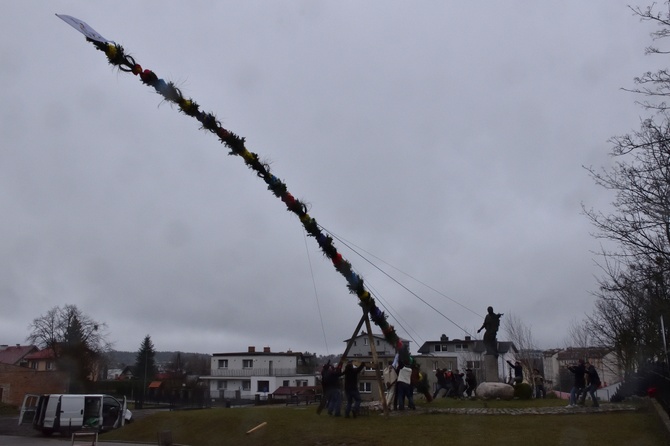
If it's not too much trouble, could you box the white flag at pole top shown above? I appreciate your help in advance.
[56,14,111,44]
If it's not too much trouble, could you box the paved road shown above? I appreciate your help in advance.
[0,410,164,445]
[0,435,152,445]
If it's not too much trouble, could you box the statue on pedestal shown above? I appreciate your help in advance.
[477,306,503,357]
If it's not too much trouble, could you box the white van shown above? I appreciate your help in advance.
[19,393,132,436]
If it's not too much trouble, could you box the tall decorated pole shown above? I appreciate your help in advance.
[57,14,413,364]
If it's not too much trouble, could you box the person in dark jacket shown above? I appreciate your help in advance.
[316,361,331,415]
[567,359,586,407]
[465,368,477,398]
[580,361,601,407]
[343,360,365,418]
[532,368,546,399]
[453,369,466,398]
[506,360,523,385]
[433,368,448,399]
[324,362,344,416]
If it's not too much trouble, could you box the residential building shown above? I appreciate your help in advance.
[23,348,57,371]
[416,334,518,393]
[0,344,68,406]
[333,332,520,402]
[549,347,624,392]
[0,344,38,367]
[346,331,404,357]
[541,348,562,389]
[0,362,68,406]
[202,346,317,401]
[340,332,410,402]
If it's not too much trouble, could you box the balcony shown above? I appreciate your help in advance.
[211,368,311,377]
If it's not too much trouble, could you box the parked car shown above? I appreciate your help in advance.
[18,393,132,436]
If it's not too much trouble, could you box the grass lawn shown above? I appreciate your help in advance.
[100,398,670,446]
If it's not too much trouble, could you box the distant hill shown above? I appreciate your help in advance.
[106,350,211,368]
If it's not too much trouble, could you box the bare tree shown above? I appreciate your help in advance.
[26,304,112,391]
[582,3,670,375]
[502,312,540,387]
[563,319,592,349]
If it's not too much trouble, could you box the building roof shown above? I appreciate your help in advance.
[556,347,612,361]
[24,348,57,360]
[343,331,410,344]
[0,345,38,365]
[212,346,312,358]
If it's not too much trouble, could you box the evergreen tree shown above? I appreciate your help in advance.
[134,335,157,406]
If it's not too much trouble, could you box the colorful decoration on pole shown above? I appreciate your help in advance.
[57,14,410,359]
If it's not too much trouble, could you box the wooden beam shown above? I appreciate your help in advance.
[364,311,389,416]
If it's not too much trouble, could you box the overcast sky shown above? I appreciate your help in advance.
[0,2,662,356]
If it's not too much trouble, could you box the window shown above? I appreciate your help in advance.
[433,361,439,370]
[442,345,449,352]
[455,344,468,352]
[364,338,369,345]
[217,381,227,390]
[283,380,290,387]
[45,361,53,371]
[218,359,228,369]
[243,359,253,369]
[242,380,251,391]
[358,382,372,393]
[466,361,481,370]
[257,381,269,392]
[376,340,380,346]
[434,345,441,352]
[297,380,308,387]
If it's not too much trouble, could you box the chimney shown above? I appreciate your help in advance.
[465,336,471,341]
[440,334,448,342]
[263,346,271,353]
[248,346,255,353]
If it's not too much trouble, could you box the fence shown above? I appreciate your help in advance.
[610,361,670,416]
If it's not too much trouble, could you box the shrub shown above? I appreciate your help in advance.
[513,383,533,400]
[0,402,17,416]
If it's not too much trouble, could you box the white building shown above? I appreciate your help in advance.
[201,346,317,401]
[548,347,624,392]
[416,334,518,390]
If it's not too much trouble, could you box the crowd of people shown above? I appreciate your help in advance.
[431,367,478,399]
[317,359,367,417]
[318,356,434,416]
[317,354,602,415]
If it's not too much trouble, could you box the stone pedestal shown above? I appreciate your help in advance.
[483,354,499,382]
[474,355,512,399]
[476,382,514,400]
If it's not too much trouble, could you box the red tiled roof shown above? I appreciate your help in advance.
[0,345,38,365]
[24,348,57,360]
